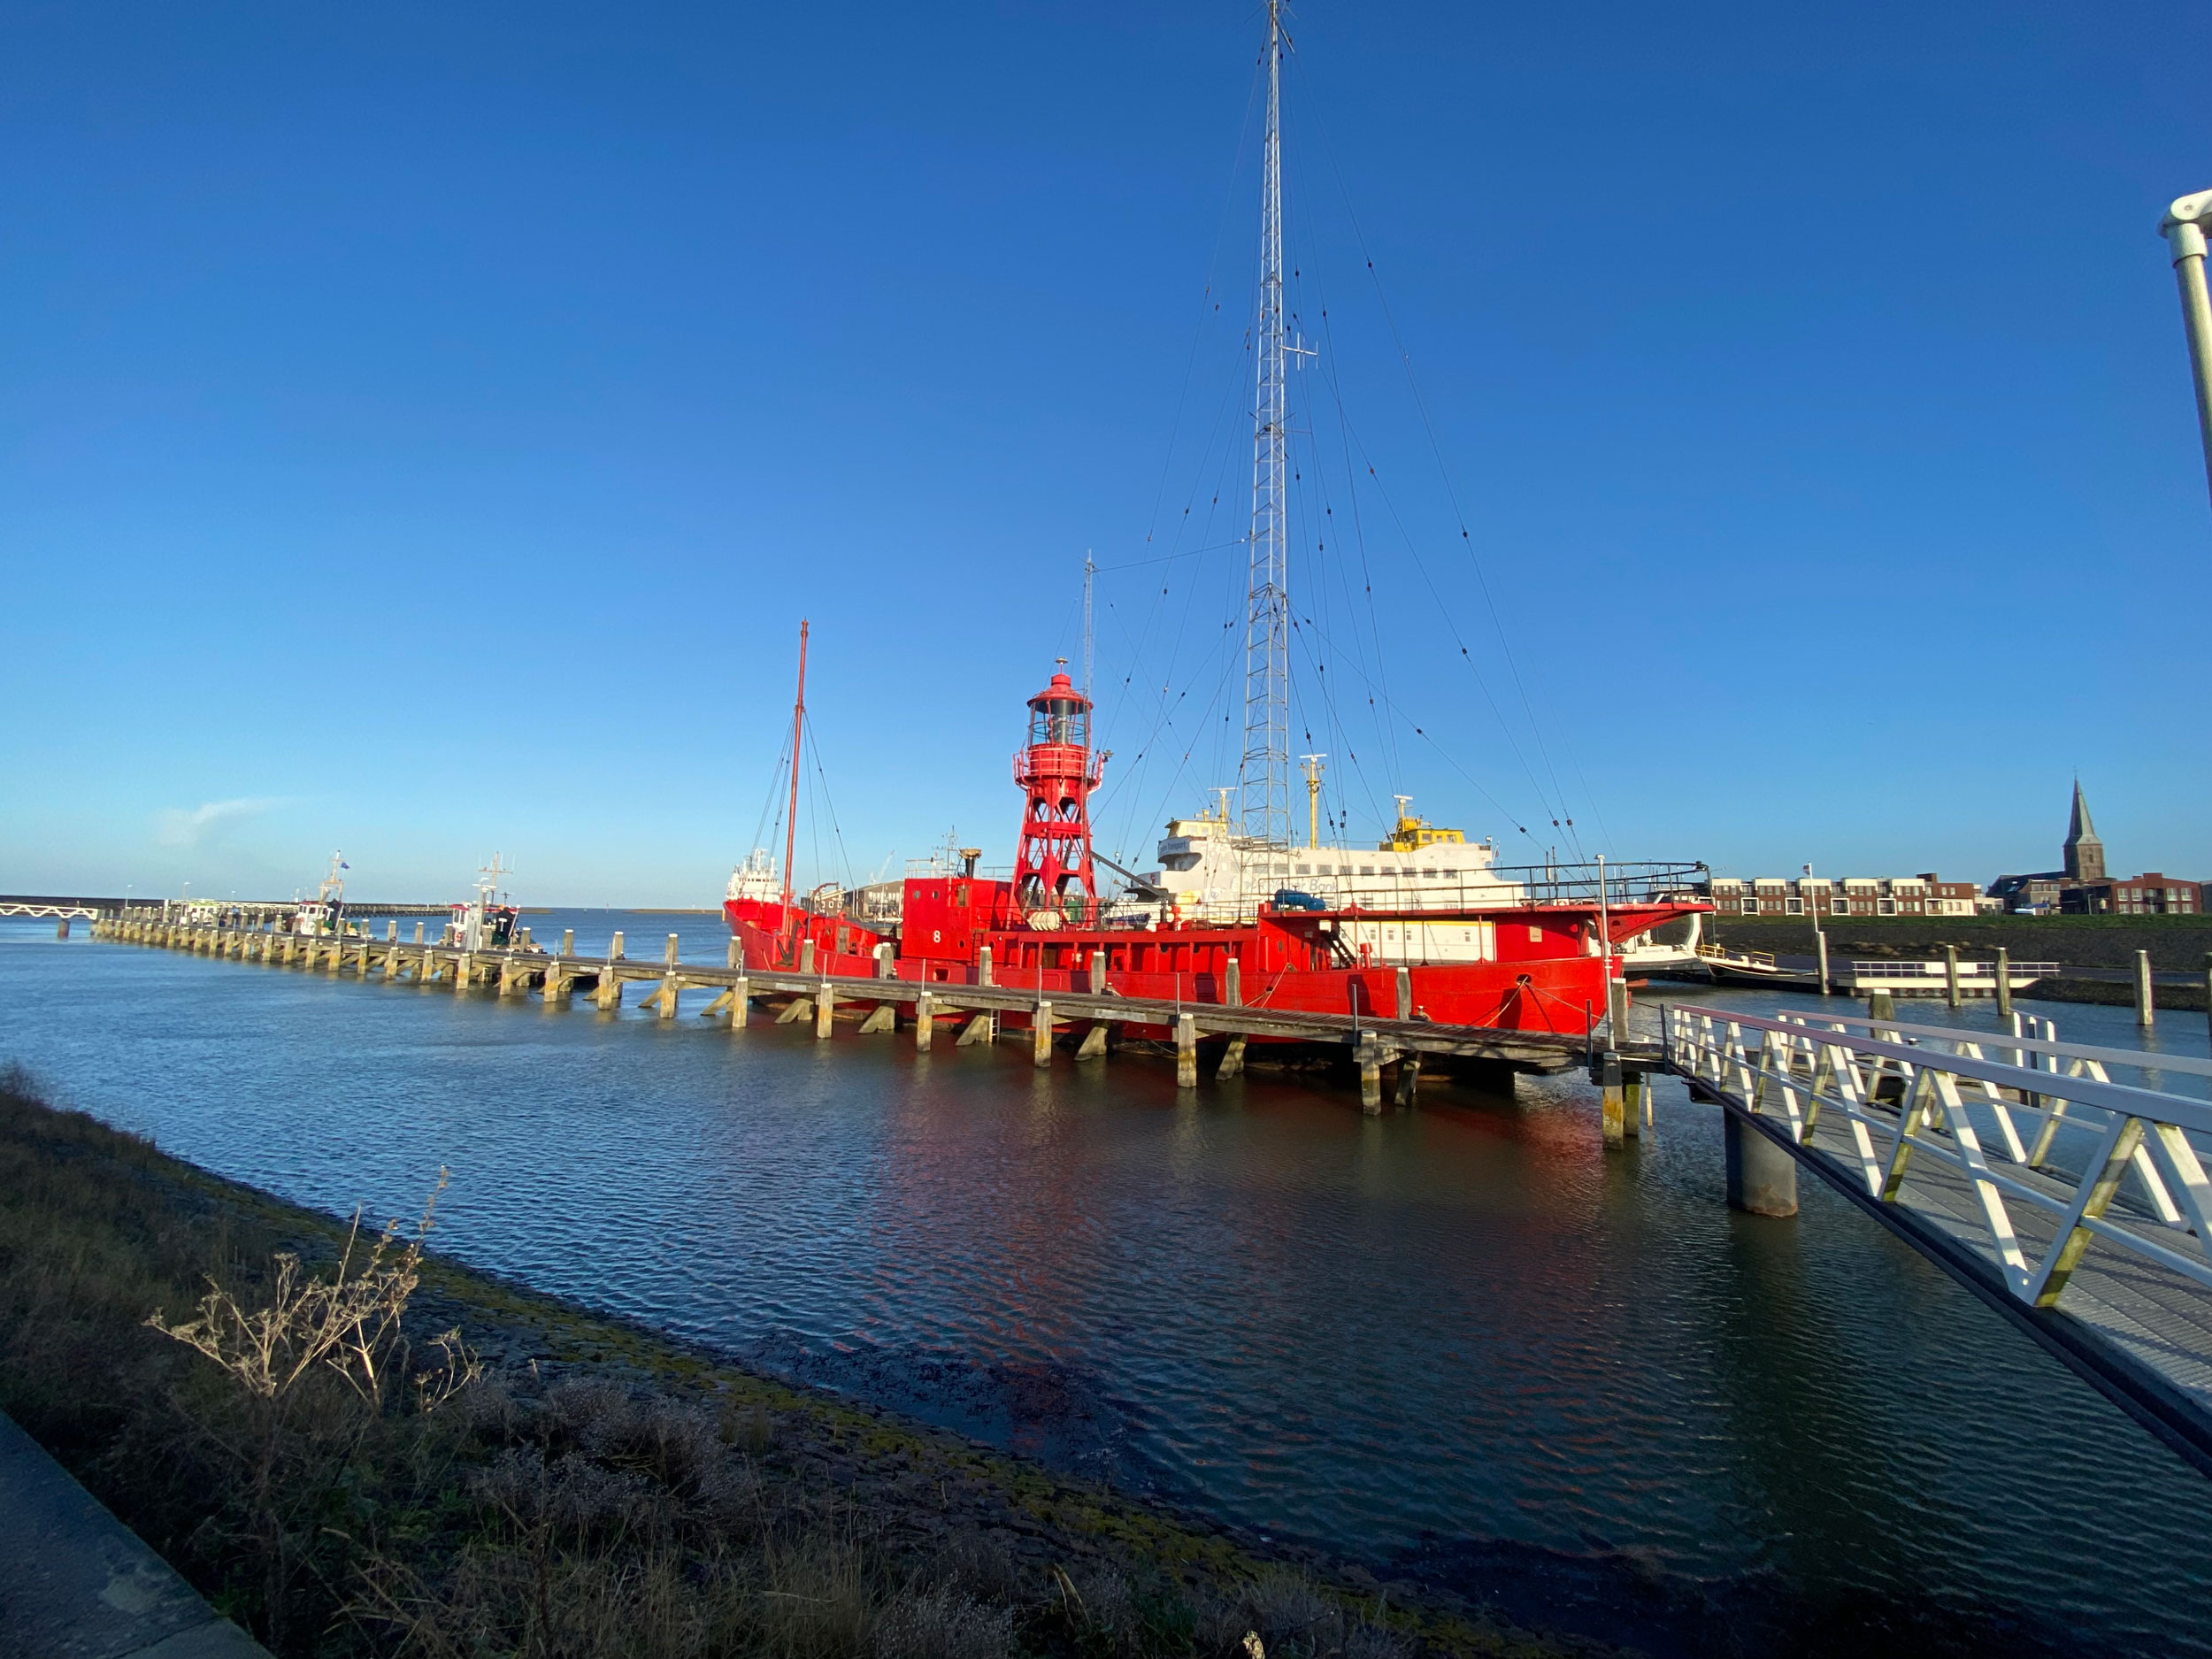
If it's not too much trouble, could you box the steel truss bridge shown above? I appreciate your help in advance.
[1663,1002,2212,1475]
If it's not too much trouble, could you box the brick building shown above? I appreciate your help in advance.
[1704,873,1980,918]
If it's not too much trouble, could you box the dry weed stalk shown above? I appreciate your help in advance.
[143,1170,480,1647]
[147,1168,480,1414]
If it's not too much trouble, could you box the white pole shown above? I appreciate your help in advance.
[2159,189,2212,512]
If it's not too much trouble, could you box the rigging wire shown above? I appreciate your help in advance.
[1286,46,1596,853]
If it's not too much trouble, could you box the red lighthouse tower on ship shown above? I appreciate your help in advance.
[1010,666,1103,925]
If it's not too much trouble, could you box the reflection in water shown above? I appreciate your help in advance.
[4,922,2209,1656]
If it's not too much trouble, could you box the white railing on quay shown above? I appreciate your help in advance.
[1847,959,2063,980]
[1662,1003,2212,1312]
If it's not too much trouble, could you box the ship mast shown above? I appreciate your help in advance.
[1240,0,1292,849]
[782,619,808,913]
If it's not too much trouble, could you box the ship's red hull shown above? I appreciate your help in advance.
[727,881,1699,1041]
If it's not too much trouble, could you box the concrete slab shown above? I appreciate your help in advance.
[0,1409,268,1659]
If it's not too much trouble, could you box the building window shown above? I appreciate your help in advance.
[1785,898,1801,914]
[1743,899,1760,915]
[1878,900,1895,915]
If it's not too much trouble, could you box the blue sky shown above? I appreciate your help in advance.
[4,0,2208,905]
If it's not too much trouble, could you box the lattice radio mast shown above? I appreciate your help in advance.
[1240,0,1294,848]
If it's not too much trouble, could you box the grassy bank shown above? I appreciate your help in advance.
[0,1070,1565,1659]
[1709,914,2212,972]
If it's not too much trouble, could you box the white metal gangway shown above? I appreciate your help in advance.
[1662,1002,2212,1474]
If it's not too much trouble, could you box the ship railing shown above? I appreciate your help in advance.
[1661,1002,2212,1316]
[1486,859,1710,907]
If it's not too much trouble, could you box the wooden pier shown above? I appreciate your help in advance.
[94,911,1655,1111]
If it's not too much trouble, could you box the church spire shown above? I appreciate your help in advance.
[2064,779,2106,881]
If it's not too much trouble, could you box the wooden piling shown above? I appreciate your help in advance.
[800,938,816,975]
[2204,954,2212,1056]
[1076,1021,1107,1059]
[1216,1034,1246,1079]
[914,991,934,1050]
[1356,1033,1382,1114]
[1995,948,2012,1018]
[1225,958,1242,1007]
[956,1013,991,1046]
[414,921,426,944]
[730,975,749,1029]
[1622,1073,1643,1139]
[2137,949,2156,1028]
[665,933,680,967]
[978,945,993,987]
[564,929,576,956]
[776,997,811,1025]
[1087,951,1105,995]
[1176,1013,1198,1089]
[857,1002,895,1034]
[1033,1002,1053,1066]
[814,981,834,1040]
[1945,945,1961,1009]
[1601,1084,1625,1148]
[1395,966,1413,1022]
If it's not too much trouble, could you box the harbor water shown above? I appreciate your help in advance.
[5,912,2210,1656]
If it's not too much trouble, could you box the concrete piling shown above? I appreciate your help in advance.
[1217,1034,1246,1079]
[1356,1032,1382,1114]
[1394,1051,1421,1107]
[1724,1110,1798,1216]
[1033,1002,1053,1066]
[2137,950,2156,1028]
[1598,1051,1624,1149]
[1176,1014,1198,1089]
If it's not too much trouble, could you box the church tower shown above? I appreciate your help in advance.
[2063,780,2106,881]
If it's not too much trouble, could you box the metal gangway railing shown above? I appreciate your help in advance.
[1661,1002,2212,1470]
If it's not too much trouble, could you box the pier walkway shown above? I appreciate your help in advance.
[95,912,1655,1110]
[1663,1002,2212,1475]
